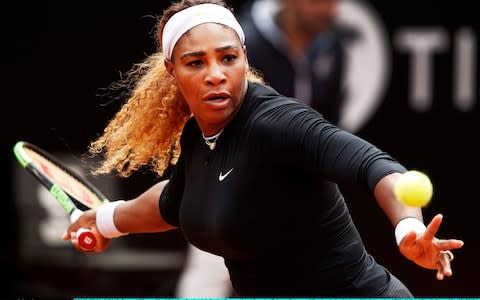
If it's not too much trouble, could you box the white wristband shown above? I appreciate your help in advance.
[96,200,128,239]
[394,217,426,246]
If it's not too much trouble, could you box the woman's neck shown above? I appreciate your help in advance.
[199,79,248,136]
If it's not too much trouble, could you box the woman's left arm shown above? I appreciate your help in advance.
[374,173,464,280]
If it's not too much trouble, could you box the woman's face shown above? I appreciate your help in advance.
[166,23,249,134]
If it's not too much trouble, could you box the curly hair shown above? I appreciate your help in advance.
[89,0,263,177]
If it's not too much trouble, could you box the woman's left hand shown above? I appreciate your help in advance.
[399,213,464,280]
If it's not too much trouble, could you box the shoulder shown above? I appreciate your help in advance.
[179,117,199,146]
[246,81,282,99]
[245,82,302,111]
[246,82,313,109]
[244,82,324,128]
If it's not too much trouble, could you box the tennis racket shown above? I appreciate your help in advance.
[13,140,109,250]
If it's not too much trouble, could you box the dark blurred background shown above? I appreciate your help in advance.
[2,0,478,298]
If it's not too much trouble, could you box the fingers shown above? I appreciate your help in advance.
[436,250,453,280]
[64,225,97,252]
[63,209,95,242]
[435,240,463,281]
[443,250,454,261]
[423,213,443,242]
[437,239,465,251]
[63,222,82,241]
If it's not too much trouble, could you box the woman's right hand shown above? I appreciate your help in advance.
[63,209,112,253]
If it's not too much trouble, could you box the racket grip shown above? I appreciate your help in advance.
[70,208,97,250]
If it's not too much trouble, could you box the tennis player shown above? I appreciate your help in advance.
[64,0,464,297]
[177,0,348,295]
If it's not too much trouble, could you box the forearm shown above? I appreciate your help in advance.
[373,172,423,227]
[114,180,177,234]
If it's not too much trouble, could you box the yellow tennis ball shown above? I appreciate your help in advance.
[394,170,433,207]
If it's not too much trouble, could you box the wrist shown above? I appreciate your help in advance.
[96,200,129,238]
[394,217,426,246]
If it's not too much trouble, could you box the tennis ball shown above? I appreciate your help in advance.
[394,170,433,207]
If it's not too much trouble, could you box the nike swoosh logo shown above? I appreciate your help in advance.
[218,168,234,181]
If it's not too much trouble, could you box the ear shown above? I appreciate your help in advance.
[164,59,175,77]
[243,45,250,71]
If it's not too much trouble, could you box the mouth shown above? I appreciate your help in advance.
[204,92,231,107]
[205,92,230,101]
[208,95,227,101]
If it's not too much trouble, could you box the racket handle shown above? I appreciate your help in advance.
[70,208,97,250]
[77,228,97,250]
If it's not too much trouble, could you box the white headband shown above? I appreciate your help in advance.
[162,3,245,60]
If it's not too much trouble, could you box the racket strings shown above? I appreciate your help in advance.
[25,147,104,209]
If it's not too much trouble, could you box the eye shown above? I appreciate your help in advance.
[223,54,237,63]
[186,59,203,67]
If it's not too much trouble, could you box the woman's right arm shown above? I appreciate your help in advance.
[64,179,176,253]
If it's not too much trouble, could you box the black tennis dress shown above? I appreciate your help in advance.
[160,82,412,297]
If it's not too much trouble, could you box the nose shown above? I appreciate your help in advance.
[205,63,227,85]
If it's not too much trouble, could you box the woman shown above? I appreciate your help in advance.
[64,0,463,297]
